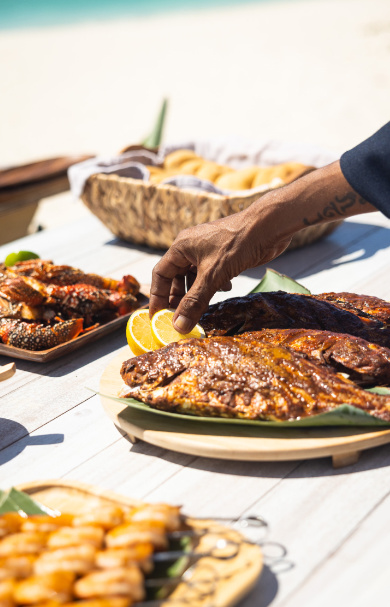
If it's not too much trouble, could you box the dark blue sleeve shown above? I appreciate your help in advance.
[340,122,390,218]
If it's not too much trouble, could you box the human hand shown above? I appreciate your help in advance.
[149,192,293,333]
[149,160,375,333]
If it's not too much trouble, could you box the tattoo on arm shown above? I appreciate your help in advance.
[303,192,368,226]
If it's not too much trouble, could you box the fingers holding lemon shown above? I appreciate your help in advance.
[126,309,159,356]
[126,309,205,355]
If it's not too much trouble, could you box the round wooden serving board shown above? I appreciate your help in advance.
[100,348,390,468]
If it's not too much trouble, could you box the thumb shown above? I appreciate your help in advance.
[172,273,216,333]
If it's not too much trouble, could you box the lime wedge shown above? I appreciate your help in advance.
[4,251,40,267]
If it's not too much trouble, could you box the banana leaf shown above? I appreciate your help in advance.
[100,392,390,427]
[142,98,168,148]
[250,268,310,295]
[0,487,52,515]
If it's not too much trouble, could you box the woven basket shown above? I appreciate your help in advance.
[81,172,341,251]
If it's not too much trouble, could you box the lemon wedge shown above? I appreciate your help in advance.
[151,309,205,347]
[126,309,159,356]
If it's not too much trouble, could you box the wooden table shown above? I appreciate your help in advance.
[0,211,389,607]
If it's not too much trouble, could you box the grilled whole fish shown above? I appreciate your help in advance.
[314,292,390,326]
[245,329,390,386]
[200,292,390,348]
[120,336,390,422]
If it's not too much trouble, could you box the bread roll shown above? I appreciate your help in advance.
[251,167,277,188]
[151,150,313,191]
[196,161,231,182]
[272,162,314,184]
[215,167,259,190]
[147,167,182,184]
[178,159,205,175]
[164,150,199,170]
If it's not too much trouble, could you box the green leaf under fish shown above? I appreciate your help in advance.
[250,268,311,295]
[101,392,390,428]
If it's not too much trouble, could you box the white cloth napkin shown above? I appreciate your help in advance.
[68,138,339,199]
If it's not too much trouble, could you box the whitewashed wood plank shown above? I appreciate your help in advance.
[0,216,110,262]
[235,444,390,607]
[211,219,388,303]
[282,489,390,607]
[0,334,128,450]
[125,453,298,520]
[300,225,390,296]
[0,215,153,281]
[347,211,390,228]
[348,261,390,301]
[0,395,121,487]
[62,438,198,501]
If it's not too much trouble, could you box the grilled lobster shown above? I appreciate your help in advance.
[0,318,83,350]
[5,260,140,295]
[0,259,141,349]
[0,274,138,326]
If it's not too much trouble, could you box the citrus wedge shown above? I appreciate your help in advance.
[126,309,159,356]
[151,309,206,347]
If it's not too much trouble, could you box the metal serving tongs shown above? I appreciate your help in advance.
[165,513,289,570]
[170,514,269,543]
[179,514,292,574]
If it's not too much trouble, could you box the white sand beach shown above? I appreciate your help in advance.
[1,0,389,229]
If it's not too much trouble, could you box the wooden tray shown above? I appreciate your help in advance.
[100,348,390,468]
[0,293,148,363]
[16,479,263,607]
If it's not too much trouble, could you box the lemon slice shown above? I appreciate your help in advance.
[126,309,159,356]
[151,309,206,347]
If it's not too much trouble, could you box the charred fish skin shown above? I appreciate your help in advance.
[121,336,390,422]
[246,328,390,386]
[200,292,390,347]
[314,292,390,326]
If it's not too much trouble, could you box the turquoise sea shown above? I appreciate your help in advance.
[0,0,282,30]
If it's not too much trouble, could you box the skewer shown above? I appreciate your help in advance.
[151,538,240,565]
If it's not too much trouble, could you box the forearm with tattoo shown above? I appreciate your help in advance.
[303,191,370,226]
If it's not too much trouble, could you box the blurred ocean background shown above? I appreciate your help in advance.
[1,0,388,234]
[1,0,290,30]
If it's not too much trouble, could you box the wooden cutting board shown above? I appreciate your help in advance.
[17,479,263,607]
[100,348,390,468]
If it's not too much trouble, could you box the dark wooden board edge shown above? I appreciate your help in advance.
[0,292,148,363]
[0,155,94,190]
